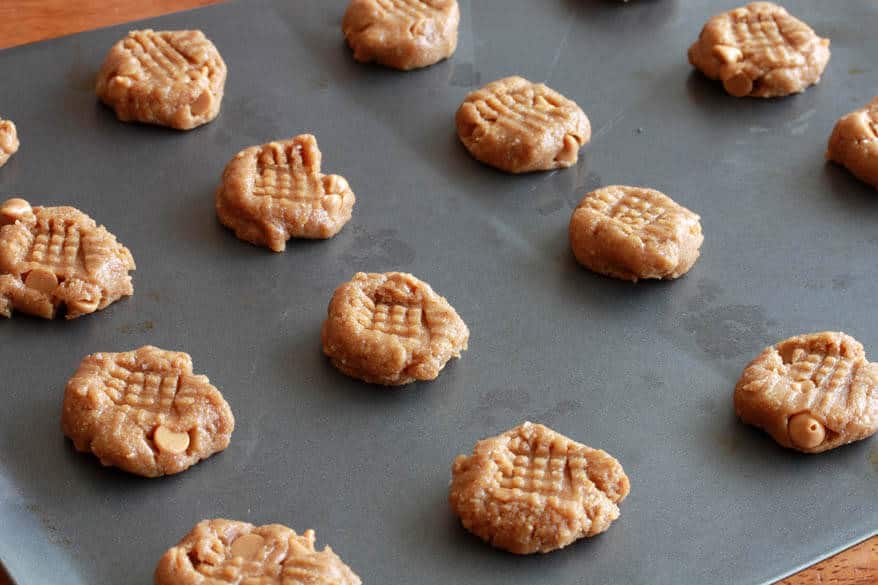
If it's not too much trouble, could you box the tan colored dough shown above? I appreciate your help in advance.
[734,332,878,453]
[456,76,591,173]
[0,198,135,319]
[0,118,19,167]
[96,29,226,130]
[343,0,459,70]
[154,519,361,585]
[688,2,830,98]
[216,134,355,252]
[826,97,878,189]
[449,422,629,554]
[62,346,235,477]
[569,186,703,282]
[321,272,469,385]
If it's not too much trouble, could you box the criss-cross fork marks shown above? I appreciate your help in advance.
[99,361,194,419]
[587,190,669,232]
[352,293,425,338]
[374,0,441,21]
[786,348,856,396]
[728,10,806,69]
[494,435,586,497]
[26,217,82,273]
[123,31,198,83]
[252,143,323,202]
[470,86,566,137]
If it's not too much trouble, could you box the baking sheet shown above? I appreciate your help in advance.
[1,1,877,583]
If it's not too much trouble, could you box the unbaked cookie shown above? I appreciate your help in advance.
[688,2,830,98]
[321,272,469,385]
[62,346,235,477]
[0,198,135,319]
[456,76,591,173]
[449,422,629,554]
[155,519,361,585]
[0,117,19,167]
[216,134,356,252]
[826,96,878,189]
[735,332,878,453]
[343,0,459,70]
[569,186,703,282]
[96,29,226,130]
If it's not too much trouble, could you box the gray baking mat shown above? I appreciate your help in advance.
[0,1,877,583]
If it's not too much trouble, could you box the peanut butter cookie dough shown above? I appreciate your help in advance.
[343,0,459,70]
[449,422,629,554]
[62,346,235,477]
[216,134,356,252]
[456,76,591,173]
[155,519,361,585]
[569,186,703,282]
[321,272,469,385]
[0,198,135,319]
[688,2,830,98]
[827,97,878,189]
[96,29,226,130]
[735,332,878,453]
[0,117,19,167]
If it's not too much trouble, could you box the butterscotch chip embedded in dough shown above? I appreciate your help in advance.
[61,346,235,477]
[216,134,356,252]
[343,0,459,70]
[688,2,830,98]
[155,519,361,585]
[734,332,878,453]
[0,117,19,167]
[321,272,469,385]
[95,29,226,130]
[0,198,135,319]
[449,422,630,554]
[456,76,591,173]
[569,186,703,282]
[826,97,878,189]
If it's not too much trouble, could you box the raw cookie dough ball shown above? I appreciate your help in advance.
[216,134,356,251]
[0,117,19,167]
[449,422,630,554]
[735,332,878,453]
[456,76,591,174]
[321,272,469,385]
[569,186,703,282]
[96,29,227,130]
[155,519,361,585]
[0,198,135,319]
[343,0,459,70]
[62,346,235,477]
[688,2,830,98]
[826,97,878,189]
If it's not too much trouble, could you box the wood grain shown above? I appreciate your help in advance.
[0,2,875,585]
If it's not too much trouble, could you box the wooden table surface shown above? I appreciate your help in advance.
[0,2,875,584]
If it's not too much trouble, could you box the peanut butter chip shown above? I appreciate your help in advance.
[788,413,826,450]
[230,533,265,560]
[0,198,32,224]
[154,426,190,454]
[24,268,58,293]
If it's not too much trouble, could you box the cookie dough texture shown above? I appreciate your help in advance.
[456,76,591,174]
[827,97,878,189]
[216,134,355,252]
[155,519,361,585]
[688,2,830,98]
[0,198,135,319]
[343,0,459,70]
[449,422,630,554]
[62,346,235,477]
[735,332,878,453]
[96,29,226,130]
[322,272,469,385]
[569,186,703,282]
[0,118,19,167]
